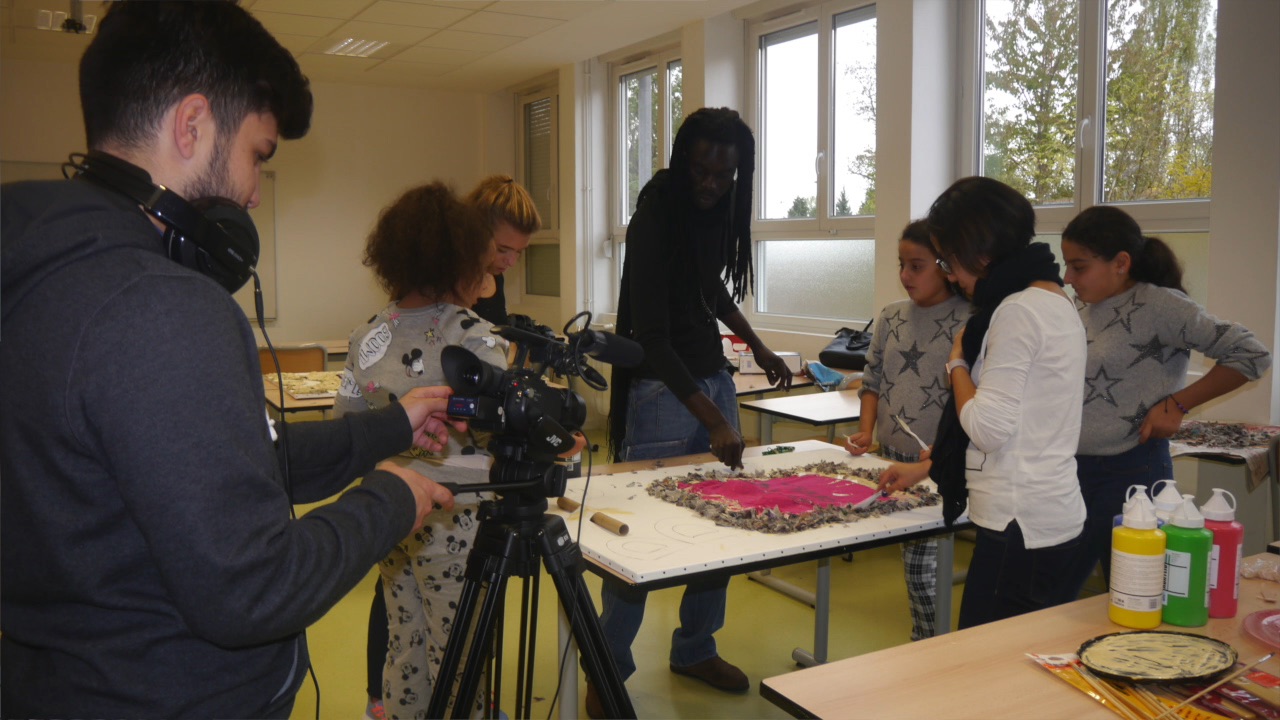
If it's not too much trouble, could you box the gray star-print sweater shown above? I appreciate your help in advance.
[859,296,972,460]
[1078,282,1271,455]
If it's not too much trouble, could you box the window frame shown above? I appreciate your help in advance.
[743,0,880,334]
[515,83,561,306]
[608,46,683,288]
[961,0,1213,236]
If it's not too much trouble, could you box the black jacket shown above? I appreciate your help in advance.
[0,178,417,718]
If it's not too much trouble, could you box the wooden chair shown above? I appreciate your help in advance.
[258,344,327,374]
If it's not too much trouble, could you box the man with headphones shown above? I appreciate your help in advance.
[0,3,460,718]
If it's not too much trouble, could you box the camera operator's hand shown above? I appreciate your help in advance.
[376,460,455,533]
[398,386,468,452]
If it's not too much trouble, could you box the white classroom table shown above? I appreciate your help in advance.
[552,440,965,720]
[740,389,862,444]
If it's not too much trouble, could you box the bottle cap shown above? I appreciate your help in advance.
[1167,494,1205,529]
[1121,484,1149,512]
[1152,479,1182,518]
[1121,491,1160,530]
[1200,488,1237,522]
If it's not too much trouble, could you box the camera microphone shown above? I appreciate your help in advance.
[567,329,644,368]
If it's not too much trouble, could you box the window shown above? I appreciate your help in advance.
[517,86,560,300]
[521,90,558,232]
[611,50,682,222]
[973,0,1215,303]
[749,2,878,327]
[609,48,682,286]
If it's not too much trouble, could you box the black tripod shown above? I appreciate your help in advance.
[428,458,636,719]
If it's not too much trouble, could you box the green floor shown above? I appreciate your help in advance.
[290,535,974,720]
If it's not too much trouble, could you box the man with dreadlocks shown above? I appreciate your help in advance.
[593,107,792,714]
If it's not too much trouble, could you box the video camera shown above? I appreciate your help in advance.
[441,311,642,497]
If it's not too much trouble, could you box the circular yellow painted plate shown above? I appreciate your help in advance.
[1078,631,1237,683]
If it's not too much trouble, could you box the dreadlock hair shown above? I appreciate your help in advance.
[667,107,757,302]
[1063,205,1186,294]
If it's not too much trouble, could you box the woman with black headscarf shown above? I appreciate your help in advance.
[876,176,1087,629]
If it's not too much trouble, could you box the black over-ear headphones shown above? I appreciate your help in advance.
[67,150,260,293]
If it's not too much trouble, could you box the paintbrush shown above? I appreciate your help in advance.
[1074,664,1148,720]
[892,414,931,453]
[1151,652,1276,720]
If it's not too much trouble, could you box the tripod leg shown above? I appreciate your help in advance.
[537,516,636,719]
[428,533,517,719]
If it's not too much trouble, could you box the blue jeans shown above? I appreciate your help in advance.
[958,521,1082,629]
[1063,439,1173,596]
[598,371,739,680]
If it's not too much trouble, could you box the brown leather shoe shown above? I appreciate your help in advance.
[585,681,606,719]
[670,655,750,693]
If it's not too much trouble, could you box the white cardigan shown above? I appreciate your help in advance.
[960,287,1087,548]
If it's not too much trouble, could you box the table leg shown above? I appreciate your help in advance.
[558,606,578,720]
[762,414,774,445]
[747,569,816,607]
[934,533,954,636]
[790,557,831,667]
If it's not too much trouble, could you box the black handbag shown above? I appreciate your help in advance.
[818,320,873,371]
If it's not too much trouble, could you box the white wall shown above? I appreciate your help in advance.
[0,58,495,348]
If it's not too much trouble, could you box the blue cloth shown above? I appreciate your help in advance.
[1063,439,1173,595]
[958,521,1082,629]
[804,361,845,391]
[598,370,738,679]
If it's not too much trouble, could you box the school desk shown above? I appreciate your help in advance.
[761,557,1280,719]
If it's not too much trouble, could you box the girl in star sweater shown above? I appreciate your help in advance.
[1060,205,1271,594]
[846,220,970,640]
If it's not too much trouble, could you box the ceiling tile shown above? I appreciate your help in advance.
[485,1,605,21]
[368,59,456,81]
[329,19,435,44]
[355,1,472,28]
[392,44,486,66]
[251,10,346,38]
[272,32,320,56]
[251,0,374,19]
[418,29,521,52]
[450,10,562,37]
[297,53,381,82]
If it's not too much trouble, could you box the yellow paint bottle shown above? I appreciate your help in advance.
[1109,490,1166,629]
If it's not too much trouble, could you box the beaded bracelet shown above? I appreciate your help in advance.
[1168,394,1189,414]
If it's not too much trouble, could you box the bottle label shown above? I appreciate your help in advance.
[1165,549,1192,599]
[1111,549,1164,611]
[1210,545,1220,590]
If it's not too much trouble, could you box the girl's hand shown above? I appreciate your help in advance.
[1140,396,1185,443]
[844,431,873,456]
[876,460,932,494]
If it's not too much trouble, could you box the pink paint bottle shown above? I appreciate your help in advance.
[1201,488,1244,619]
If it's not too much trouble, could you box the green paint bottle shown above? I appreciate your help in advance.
[1162,494,1213,627]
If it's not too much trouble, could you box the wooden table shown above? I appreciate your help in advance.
[262,375,338,414]
[740,388,862,444]
[762,560,1280,719]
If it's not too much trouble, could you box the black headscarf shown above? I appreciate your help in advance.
[929,242,1064,525]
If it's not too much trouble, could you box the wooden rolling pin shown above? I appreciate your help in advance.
[556,496,580,512]
[590,512,629,536]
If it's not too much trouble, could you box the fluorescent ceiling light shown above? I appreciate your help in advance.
[324,38,390,58]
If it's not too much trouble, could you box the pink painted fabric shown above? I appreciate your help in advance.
[678,474,882,515]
